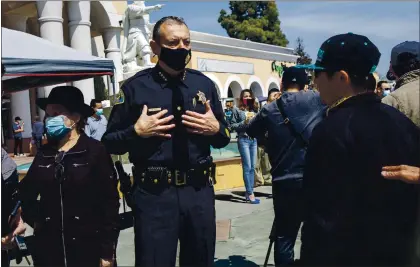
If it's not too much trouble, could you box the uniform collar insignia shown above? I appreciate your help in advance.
[155,66,187,83]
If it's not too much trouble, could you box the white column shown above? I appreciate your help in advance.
[102,26,123,96]
[68,1,95,104]
[4,14,33,138]
[36,1,65,118]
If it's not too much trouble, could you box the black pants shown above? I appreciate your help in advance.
[13,137,23,155]
[2,251,10,267]
[133,183,215,267]
[34,136,42,151]
[273,179,304,266]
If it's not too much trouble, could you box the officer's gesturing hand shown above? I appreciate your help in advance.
[182,101,220,135]
[134,105,175,138]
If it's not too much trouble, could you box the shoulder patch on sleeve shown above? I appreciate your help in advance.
[114,90,125,105]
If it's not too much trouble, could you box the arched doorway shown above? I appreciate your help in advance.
[227,81,243,107]
[250,82,263,97]
[268,82,279,91]
[204,73,223,101]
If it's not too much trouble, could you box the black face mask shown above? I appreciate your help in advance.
[159,46,192,71]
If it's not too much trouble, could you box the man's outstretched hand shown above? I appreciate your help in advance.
[381,165,420,184]
[2,208,26,251]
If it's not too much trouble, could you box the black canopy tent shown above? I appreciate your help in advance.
[1,27,116,94]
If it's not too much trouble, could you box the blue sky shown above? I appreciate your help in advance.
[147,1,420,77]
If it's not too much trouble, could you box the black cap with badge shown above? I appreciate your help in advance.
[295,32,381,78]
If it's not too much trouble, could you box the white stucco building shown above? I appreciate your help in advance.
[2,1,125,146]
[1,1,298,152]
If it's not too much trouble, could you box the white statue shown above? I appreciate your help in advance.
[121,1,163,73]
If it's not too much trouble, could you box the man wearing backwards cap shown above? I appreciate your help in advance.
[296,33,419,266]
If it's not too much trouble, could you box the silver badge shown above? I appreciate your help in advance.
[197,91,206,104]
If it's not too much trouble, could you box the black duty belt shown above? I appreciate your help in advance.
[132,164,217,188]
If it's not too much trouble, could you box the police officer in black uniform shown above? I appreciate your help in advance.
[102,16,230,267]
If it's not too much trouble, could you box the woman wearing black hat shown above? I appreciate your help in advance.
[18,86,120,267]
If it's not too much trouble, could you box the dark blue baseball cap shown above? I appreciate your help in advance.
[282,66,309,86]
[295,33,381,77]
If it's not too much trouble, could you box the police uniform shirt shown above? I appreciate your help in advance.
[102,66,230,168]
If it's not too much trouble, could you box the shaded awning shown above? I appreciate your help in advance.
[2,27,115,93]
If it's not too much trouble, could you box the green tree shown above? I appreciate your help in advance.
[94,76,108,101]
[294,37,312,65]
[218,1,288,47]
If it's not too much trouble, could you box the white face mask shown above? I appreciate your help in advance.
[383,89,391,96]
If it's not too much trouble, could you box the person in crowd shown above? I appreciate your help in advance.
[85,99,108,141]
[224,99,234,128]
[230,89,260,203]
[32,116,44,151]
[374,80,391,98]
[381,40,420,267]
[1,64,26,267]
[1,147,26,267]
[102,16,230,267]
[18,86,120,267]
[267,88,281,104]
[253,88,279,187]
[12,117,24,157]
[382,41,419,127]
[247,67,325,265]
[297,33,419,266]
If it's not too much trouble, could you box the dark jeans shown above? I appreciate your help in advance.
[273,179,304,266]
[14,137,23,155]
[133,183,216,267]
[33,136,42,151]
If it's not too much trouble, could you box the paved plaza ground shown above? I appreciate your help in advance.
[10,186,302,267]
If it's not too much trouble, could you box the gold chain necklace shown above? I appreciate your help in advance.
[326,92,373,117]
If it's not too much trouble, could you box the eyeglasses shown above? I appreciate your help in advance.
[54,151,66,183]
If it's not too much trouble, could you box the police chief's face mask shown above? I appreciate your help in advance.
[159,46,192,71]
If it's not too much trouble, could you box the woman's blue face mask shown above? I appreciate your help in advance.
[45,115,74,140]
[96,109,104,116]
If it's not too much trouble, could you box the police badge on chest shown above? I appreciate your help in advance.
[193,91,206,109]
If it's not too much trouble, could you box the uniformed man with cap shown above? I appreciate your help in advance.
[295,33,420,265]
[102,16,230,267]
[246,66,325,266]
